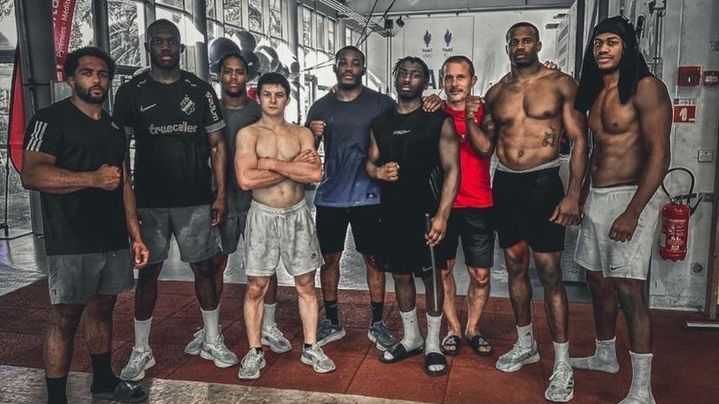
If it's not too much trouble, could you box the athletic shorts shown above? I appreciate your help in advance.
[444,207,495,268]
[575,186,660,280]
[375,209,450,277]
[47,249,134,305]
[315,204,381,255]
[139,205,220,265]
[243,199,323,278]
[218,211,249,255]
[493,167,566,252]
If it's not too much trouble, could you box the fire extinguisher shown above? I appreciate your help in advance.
[659,167,700,261]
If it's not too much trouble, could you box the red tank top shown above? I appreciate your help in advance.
[444,105,493,208]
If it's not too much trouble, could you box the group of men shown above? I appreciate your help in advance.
[22,15,671,404]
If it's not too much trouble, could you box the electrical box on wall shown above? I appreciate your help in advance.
[678,66,702,86]
[703,70,719,86]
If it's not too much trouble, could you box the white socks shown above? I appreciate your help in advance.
[134,317,152,350]
[553,341,570,371]
[517,323,535,348]
[262,303,277,329]
[619,352,655,404]
[201,307,220,342]
[425,314,443,354]
[569,337,620,373]
[399,308,423,350]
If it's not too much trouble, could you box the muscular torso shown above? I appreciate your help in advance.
[252,124,305,208]
[588,86,645,187]
[488,69,566,170]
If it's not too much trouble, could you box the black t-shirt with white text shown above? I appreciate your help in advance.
[113,71,225,208]
[24,99,129,255]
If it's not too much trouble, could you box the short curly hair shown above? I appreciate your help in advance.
[63,47,116,80]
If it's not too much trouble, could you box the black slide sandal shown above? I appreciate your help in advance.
[441,334,462,356]
[379,343,424,363]
[425,352,448,376]
[92,381,147,403]
[468,335,493,356]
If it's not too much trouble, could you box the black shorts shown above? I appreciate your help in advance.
[492,167,566,253]
[315,204,381,255]
[375,209,451,277]
[444,207,495,268]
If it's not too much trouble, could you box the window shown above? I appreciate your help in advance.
[327,19,335,54]
[248,0,263,33]
[108,0,144,66]
[269,0,282,39]
[68,0,94,51]
[207,20,224,41]
[223,0,242,27]
[156,0,184,9]
[345,27,353,47]
[0,0,17,51]
[302,7,312,48]
[206,0,221,19]
[316,15,325,52]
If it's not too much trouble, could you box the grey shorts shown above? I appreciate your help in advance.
[47,249,134,305]
[139,205,220,265]
[218,211,249,255]
[244,199,323,278]
[575,186,660,280]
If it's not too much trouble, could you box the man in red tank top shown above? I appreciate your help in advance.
[437,56,496,357]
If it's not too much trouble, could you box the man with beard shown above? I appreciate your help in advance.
[184,52,292,356]
[305,46,396,349]
[571,17,671,404]
[473,22,588,402]
[236,73,334,379]
[113,19,235,380]
[21,47,149,403]
[435,56,495,357]
[367,57,460,376]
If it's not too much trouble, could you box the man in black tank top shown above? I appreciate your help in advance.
[366,57,460,376]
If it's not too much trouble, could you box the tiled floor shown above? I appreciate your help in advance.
[1,279,717,403]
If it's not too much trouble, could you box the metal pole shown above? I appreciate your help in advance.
[191,0,209,81]
[15,0,57,235]
[574,0,585,80]
[287,0,301,123]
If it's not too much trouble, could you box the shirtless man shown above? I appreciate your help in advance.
[235,72,335,380]
[571,17,671,404]
[473,22,588,402]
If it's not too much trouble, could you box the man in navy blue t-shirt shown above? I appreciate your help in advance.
[305,46,396,349]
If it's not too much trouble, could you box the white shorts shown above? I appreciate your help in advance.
[574,186,660,280]
[243,199,323,278]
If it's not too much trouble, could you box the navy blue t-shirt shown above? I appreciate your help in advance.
[306,87,394,207]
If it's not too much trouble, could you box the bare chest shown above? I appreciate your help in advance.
[492,80,562,125]
[255,130,302,161]
[589,88,638,135]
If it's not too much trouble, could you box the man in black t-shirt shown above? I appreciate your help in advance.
[366,57,460,376]
[112,20,236,380]
[22,47,148,404]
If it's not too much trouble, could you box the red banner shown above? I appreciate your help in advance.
[52,0,77,80]
[8,46,25,172]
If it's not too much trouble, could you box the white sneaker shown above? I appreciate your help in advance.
[545,362,575,402]
[238,349,266,380]
[200,333,239,368]
[120,347,155,382]
[301,343,336,373]
[184,328,204,355]
[495,341,540,373]
[261,324,292,353]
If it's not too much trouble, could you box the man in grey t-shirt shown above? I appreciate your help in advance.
[184,52,292,356]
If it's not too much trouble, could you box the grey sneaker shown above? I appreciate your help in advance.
[301,343,336,373]
[261,324,292,353]
[367,321,396,351]
[316,319,346,346]
[184,328,204,355]
[200,333,239,368]
[495,341,541,373]
[545,362,575,402]
[120,347,155,382]
[238,349,266,380]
